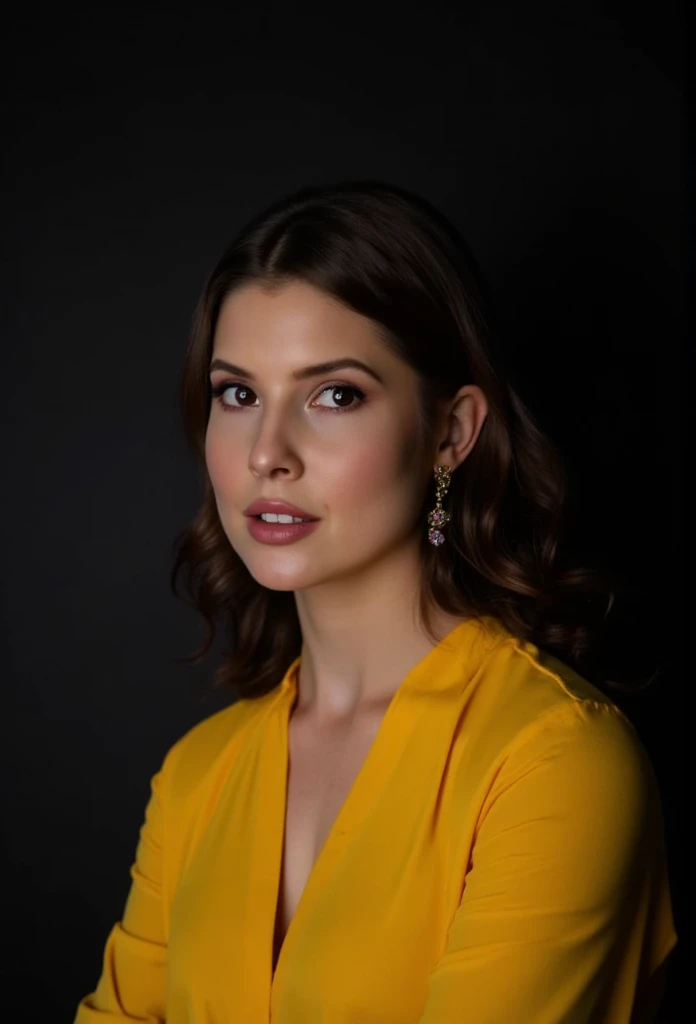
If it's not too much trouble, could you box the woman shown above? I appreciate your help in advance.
[74,180,677,1022]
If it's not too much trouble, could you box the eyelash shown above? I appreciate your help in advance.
[209,381,367,414]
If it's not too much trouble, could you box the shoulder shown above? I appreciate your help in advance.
[157,688,280,802]
[475,635,659,831]
[480,624,624,710]
[472,629,654,800]
[477,626,635,734]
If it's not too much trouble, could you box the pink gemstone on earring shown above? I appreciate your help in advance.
[428,529,445,546]
[428,508,450,530]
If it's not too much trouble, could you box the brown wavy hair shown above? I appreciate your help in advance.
[171,179,660,702]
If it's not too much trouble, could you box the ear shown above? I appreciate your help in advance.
[434,385,488,471]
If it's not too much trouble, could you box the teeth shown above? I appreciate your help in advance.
[259,513,307,523]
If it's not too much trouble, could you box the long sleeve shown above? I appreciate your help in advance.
[74,742,177,1023]
[417,701,677,1024]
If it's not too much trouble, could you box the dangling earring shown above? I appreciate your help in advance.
[427,465,452,546]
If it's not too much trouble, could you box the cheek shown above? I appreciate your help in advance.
[204,424,240,498]
[321,426,418,511]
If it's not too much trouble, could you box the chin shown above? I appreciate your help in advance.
[236,550,321,592]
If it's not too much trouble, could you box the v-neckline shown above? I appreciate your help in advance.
[266,615,499,994]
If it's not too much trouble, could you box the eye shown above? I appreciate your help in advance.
[210,382,259,409]
[209,381,367,413]
[313,384,366,411]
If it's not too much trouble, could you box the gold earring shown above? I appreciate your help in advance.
[427,465,452,546]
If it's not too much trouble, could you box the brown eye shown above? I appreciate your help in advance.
[233,386,256,407]
[314,385,366,411]
[209,380,366,413]
[210,382,259,409]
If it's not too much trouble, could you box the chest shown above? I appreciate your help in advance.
[272,709,387,968]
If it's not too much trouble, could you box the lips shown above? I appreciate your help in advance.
[244,498,319,521]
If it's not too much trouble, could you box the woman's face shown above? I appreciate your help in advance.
[205,279,434,592]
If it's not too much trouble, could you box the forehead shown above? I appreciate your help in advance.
[213,280,385,353]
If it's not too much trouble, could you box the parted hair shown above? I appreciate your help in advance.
[171,179,658,702]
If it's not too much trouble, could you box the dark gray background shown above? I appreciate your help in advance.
[4,3,685,1019]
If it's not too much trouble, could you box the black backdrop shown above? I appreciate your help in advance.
[4,4,685,1020]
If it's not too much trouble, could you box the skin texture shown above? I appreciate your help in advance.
[206,279,488,725]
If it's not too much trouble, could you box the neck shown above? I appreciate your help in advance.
[292,547,466,723]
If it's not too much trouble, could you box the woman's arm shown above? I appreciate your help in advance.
[417,702,677,1024]
[73,741,179,1023]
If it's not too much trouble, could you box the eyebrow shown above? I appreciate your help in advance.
[208,357,384,386]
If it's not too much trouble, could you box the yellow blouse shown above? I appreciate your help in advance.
[74,615,677,1023]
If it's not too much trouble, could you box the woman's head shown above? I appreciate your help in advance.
[173,180,636,699]
[205,277,487,598]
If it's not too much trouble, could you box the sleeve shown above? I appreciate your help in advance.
[74,739,181,1023]
[417,701,678,1024]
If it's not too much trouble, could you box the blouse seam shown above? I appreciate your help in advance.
[511,641,595,701]
[509,641,636,727]
[495,691,630,769]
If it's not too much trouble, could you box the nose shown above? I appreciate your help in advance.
[247,408,304,481]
